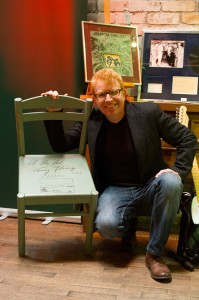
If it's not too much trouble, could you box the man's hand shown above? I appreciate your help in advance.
[41,90,59,99]
[155,168,179,178]
[41,90,65,112]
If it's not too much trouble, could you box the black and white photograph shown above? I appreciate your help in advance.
[149,40,185,68]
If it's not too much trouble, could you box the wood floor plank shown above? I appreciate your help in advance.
[0,217,199,300]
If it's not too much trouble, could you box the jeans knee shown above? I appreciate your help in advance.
[95,188,122,239]
[95,211,119,239]
[95,220,118,239]
[158,172,183,195]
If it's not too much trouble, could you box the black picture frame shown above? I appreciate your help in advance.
[141,30,199,102]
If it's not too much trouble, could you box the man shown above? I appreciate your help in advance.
[42,68,197,281]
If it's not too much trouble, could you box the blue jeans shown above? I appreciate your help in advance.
[95,172,183,256]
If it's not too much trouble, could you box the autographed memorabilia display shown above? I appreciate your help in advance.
[141,30,199,102]
[82,21,141,85]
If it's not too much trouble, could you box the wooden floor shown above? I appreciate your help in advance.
[0,217,199,299]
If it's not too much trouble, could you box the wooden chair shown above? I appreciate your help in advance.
[14,95,98,256]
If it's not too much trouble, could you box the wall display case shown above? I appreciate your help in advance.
[82,21,141,85]
[141,30,199,102]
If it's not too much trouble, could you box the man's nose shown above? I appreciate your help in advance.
[105,93,112,101]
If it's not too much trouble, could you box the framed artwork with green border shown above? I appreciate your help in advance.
[82,21,141,85]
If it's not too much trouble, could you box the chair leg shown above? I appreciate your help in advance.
[85,191,98,255]
[17,193,25,256]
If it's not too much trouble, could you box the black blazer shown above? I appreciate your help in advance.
[45,101,198,191]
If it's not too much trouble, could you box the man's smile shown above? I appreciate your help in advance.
[105,103,117,108]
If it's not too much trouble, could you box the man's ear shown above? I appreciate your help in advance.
[123,88,127,97]
[92,95,97,106]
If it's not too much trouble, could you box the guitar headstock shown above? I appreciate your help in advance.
[176,105,189,128]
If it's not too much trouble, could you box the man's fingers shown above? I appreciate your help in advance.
[41,90,59,99]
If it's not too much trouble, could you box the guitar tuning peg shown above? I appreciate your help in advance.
[176,107,179,118]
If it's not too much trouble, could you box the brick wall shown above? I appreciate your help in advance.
[87,0,199,34]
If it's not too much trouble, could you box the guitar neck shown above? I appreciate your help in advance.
[176,106,199,202]
[192,153,199,202]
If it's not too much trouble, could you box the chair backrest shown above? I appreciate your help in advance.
[14,95,93,156]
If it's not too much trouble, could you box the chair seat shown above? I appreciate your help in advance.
[17,153,98,256]
[19,154,96,197]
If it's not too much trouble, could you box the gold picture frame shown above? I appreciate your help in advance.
[82,21,141,85]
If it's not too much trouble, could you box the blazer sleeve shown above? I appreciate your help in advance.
[154,104,198,180]
[44,120,82,153]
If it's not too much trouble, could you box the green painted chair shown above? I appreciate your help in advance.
[14,95,98,256]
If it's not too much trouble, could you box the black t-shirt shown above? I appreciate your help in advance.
[96,116,141,187]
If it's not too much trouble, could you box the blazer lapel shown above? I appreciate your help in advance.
[88,111,104,171]
[125,102,148,178]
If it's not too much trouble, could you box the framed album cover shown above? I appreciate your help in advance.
[141,30,199,102]
[82,21,141,85]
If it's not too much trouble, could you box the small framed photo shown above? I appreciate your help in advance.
[141,30,199,102]
[81,21,141,85]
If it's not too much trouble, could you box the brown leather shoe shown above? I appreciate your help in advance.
[146,252,172,281]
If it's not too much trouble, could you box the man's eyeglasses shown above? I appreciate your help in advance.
[95,89,122,100]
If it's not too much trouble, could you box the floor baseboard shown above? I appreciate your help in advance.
[0,207,81,224]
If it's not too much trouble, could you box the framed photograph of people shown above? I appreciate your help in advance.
[81,21,141,85]
[141,30,199,102]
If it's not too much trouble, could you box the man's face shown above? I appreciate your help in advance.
[93,79,125,123]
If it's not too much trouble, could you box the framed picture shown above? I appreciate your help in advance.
[81,21,141,85]
[141,30,199,102]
